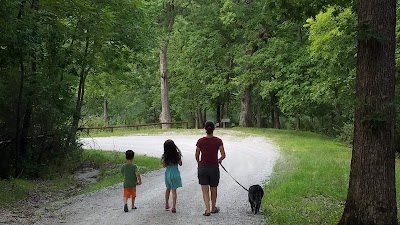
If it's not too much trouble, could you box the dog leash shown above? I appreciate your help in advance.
[219,162,249,192]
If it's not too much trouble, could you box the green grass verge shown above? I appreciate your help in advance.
[0,150,161,207]
[78,127,196,137]
[236,128,400,224]
[82,149,162,192]
[0,179,35,208]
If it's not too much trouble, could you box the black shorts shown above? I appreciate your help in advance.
[198,165,220,187]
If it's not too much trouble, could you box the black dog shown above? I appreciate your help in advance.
[248,185,264,214]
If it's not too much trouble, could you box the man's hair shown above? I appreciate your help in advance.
[205,121,215,134]
[125,150,134,160]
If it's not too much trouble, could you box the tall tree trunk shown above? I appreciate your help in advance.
[14,58,25,177]
[103,97,109,127]
[68,37,90,145]
[239,26,268,128]
[270,92,281,129]
[296,117,301,130]
[223,101,229,120]
[256,99,262,128]
[159,41,172,129]
[194,105,204,129]
[14,0,39,177]
[239,85,253,127]
[216,103,221,124]
[159,1,175,129]
[338,0,397,224]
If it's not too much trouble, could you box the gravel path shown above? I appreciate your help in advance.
[31,131,279,225]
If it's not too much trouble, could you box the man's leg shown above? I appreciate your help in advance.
[210,186,218,212]
[201,185,211,213]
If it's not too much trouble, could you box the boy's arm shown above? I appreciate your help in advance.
[136,172,142,185]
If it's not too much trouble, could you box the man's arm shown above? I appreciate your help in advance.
[218,145,226,163]
[195,147,201,163]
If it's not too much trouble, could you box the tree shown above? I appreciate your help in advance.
[159,0,176,129]
[338,0,398,224]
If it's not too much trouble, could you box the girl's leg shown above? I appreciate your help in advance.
[123,197,128,205]
[201,185,211,213]
[165,188,171,209]
[172,189,177,210]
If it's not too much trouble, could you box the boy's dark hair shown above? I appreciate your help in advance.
[125,150,135,160]
[162,139,182,166]
[205,121,215,134]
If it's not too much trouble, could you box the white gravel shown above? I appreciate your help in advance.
[31,130,280,225]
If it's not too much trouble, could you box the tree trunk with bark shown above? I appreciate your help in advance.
[68,37,90,145]
[14,0,39,177]
[159,1,175,129]
[216,103,221,124]
[103,97,109,127]
[270,92,281,129]
[338,0,397,224]
[239,84,253,127]
[159,41,171,129]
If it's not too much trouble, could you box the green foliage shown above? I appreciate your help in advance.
[2,0,399,179]
[0,0,150,179]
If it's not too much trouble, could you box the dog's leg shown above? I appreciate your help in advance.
[249,197,254,213]
[255,203,260,214]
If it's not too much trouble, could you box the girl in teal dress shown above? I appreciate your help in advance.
[162,139,182,213]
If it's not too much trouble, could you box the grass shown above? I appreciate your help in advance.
[0,149,162,207]
[79,127,195,137]
[81,149,162,192]
[236,128,400,225]
[0,179,35,208]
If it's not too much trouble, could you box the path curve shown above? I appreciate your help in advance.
[33,131,279,225]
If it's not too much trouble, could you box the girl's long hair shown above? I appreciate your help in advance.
[162,139,182,166]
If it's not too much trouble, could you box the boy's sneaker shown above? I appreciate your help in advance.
[124,204,128,212]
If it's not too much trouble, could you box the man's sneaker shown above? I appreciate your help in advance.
[124,204,128,212]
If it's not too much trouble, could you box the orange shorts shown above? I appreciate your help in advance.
[123,187,136,198]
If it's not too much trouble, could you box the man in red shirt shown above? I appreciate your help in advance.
[195,121,226,216]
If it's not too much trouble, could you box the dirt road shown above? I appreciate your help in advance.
[32,131,279,225]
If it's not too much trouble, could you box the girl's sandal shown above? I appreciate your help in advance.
[171,208,176,213]
[203,211,211,216]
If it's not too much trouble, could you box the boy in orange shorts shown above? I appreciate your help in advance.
[121,150,142,212]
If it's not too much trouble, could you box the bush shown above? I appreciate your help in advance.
[336,122,354,145]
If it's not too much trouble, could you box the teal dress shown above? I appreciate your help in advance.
[165,164,182,189]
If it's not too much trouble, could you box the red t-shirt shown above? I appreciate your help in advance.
[196,136,223,166]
